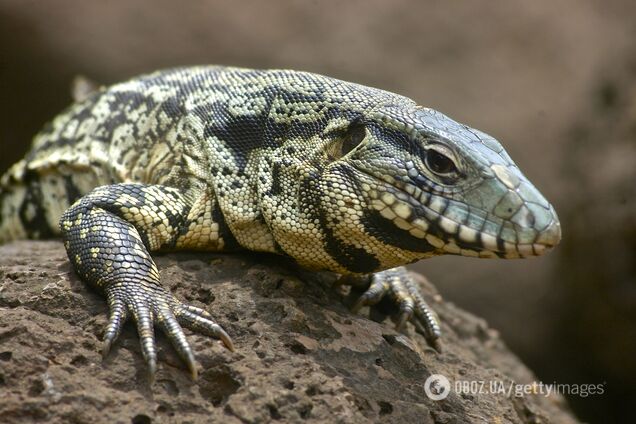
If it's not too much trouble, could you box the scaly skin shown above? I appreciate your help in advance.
[0,66,561,381]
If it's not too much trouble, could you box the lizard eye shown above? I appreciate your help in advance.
[341,121,367,156]
[424,147,458,176]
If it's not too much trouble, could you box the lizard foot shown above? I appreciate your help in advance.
[60,183,235,383]
[342,266,442,351]
[101,284,234,383]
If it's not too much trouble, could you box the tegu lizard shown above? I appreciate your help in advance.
[0,66,561,381]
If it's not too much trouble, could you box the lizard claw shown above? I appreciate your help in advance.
[102,296,128,358]
[102,285,232,383]
[176,304,235,352]
[348,267,442,348]
[132,303,158,383]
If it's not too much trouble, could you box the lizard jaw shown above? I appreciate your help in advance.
[364,176,561,259]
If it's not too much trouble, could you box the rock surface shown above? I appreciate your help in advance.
[0,241,579,423]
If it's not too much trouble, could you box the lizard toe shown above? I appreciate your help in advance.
[348,267,442,350]
[395,296,415,331]
[176,304,234,352]
[102,295,128,358]
[403,277,442,348]
[130,301,158,384]
[156,306,198,380]
[351,276,389,312]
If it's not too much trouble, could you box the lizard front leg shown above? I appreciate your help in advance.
[342,266,442,351]
[60,183,233,382]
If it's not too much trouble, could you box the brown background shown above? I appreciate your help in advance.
[1,1,634,422]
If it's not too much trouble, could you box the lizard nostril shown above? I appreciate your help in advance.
[527,210,536,227]
[510,205,535,229]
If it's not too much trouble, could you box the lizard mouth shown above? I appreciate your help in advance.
[362,175,560,259]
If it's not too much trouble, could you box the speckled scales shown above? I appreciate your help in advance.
[0,66,561,379]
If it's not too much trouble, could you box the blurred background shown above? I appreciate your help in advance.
[1,1,634,422]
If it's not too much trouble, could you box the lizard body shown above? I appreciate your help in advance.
[0,66,561,380]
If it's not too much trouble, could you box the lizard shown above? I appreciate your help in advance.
[0,66,561,382]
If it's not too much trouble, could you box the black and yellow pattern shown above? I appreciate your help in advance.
[0,66,561,380]
[60,183,233,381]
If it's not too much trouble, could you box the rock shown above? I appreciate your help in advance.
[0,240,579,423]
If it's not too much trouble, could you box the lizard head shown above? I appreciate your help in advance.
[337,105,561,260]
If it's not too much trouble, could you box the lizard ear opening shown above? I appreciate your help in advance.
[340,120,367,156]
